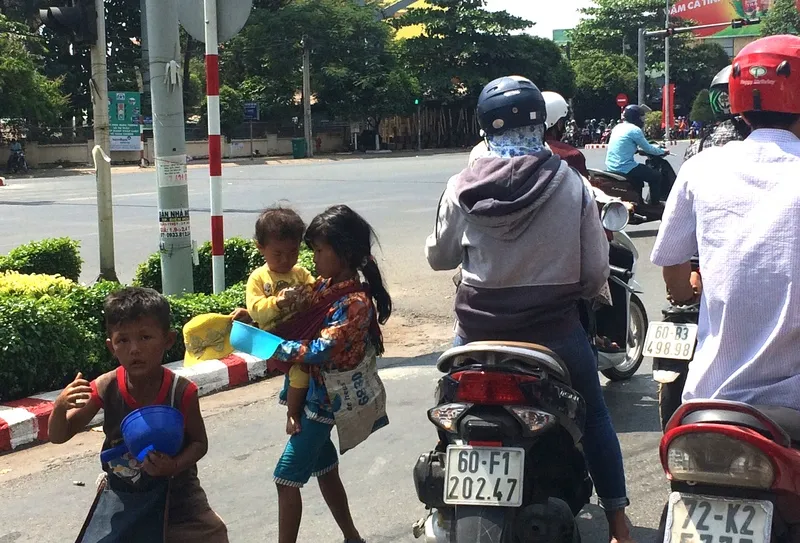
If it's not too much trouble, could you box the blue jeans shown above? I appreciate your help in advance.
[455,323,629,511]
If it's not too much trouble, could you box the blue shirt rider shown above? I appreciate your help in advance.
[605,105,669,204]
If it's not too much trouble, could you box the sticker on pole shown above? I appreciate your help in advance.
[157,155,188,188]
[159,208,192,239]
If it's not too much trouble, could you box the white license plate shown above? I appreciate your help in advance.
[443,446,524,507]
[644,322,698,360]
[664,492,773,543]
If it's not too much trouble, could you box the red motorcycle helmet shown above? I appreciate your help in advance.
[729,34,800,115]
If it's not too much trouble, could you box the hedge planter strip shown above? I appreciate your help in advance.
[0,351,267,453]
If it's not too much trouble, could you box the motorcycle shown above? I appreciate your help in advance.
[658,399,800,542]
[646,257,701,431]
[8,151,28,174]
[587,144,677,225]
[412,203,639,543]
[591,200,648,381]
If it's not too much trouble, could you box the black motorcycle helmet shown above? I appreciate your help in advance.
[622,105,647,128]
[477,76,547,136]
[709,65,732,121]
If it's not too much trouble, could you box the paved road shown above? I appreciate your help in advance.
[0,146,689,542]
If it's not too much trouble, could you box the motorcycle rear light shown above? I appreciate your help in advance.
[453,371,536,405]
[666,433,775,489]
[509,407,557,433]
[428,403,471,432]
[469,441,502,447]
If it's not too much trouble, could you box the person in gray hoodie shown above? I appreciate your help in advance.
[425,76,634,543]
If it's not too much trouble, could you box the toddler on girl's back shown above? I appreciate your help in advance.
[242,207,315,435]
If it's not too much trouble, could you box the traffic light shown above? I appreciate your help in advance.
[39,0,97,45]
[414,98,420,105]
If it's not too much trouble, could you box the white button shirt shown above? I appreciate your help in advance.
[651,129,800,410]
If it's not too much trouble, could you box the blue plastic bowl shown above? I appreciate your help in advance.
[230,320,284,360]
[100,405,185,464]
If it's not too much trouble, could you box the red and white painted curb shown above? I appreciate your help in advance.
[0,352,266,453]
[583,141,682,150]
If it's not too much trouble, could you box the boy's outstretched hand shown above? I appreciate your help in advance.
[143,451,180,478]
[54,373,92,411]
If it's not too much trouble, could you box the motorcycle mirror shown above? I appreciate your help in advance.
[601,201,629,232]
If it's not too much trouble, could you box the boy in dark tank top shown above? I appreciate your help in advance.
[48,287,228,542]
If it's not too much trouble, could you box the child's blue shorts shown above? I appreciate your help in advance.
[273,412,338,488]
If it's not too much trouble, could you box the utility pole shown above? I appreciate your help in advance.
[39,0,117,281]
[140,0,151,167]
[637,28,646,105]
[146,0,194,295]
[417,101,422,151]
[302,35,313,158]
[90,0,117,282]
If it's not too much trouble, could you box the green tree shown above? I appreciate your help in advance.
[570,0,731,115]
[668,41,730,117]
[570,0,668,66]
[0,14,67,125]
[221,0,420,130]
[395,0,574,101]
[571,51,637,122]
[689,89,714,123]
[200,85,245,139]
[761,0,800,36]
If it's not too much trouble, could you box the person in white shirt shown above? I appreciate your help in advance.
[651,35,800,411]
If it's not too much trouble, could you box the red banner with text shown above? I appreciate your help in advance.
[669,0,800,37]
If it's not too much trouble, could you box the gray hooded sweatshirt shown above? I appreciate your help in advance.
[425,150,610,341]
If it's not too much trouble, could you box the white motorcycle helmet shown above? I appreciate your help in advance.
[542,91,570,130]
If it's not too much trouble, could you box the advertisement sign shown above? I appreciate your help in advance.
[108,91,141,152]
[669,0,800,37]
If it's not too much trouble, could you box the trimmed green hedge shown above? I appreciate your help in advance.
[0,276,246,402]
[134,236,315,293]
[0,235,315,401]
[0,238,82,281]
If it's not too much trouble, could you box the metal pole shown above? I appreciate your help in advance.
[302,36,313,158]
[147,0,194,295]
[249,120,254,159]
[140,0,150,165]
[664,0,671,143]
[204,0,225,294]
[90,0,117,282]
[637,28,646,105]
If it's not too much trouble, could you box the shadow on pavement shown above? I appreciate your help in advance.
[603,374,661,433]
[380,351,442,370]
[578,503,661,543]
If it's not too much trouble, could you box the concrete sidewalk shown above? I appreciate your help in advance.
[2,148,470,181]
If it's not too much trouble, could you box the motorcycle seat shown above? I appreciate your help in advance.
[436,341,570,385]
[587,169,628,182]
[678,400,800,446]
[754,405,800,444]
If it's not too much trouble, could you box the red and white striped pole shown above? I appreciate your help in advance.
[204,0,224,294]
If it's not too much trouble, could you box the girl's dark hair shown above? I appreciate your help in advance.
[305,205,392,328]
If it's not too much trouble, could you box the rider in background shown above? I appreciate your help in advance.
[684,65,751,161]
[7,138,22,170]
[542,91,589,178]
[651,35,800,412]
[606,105,670,204]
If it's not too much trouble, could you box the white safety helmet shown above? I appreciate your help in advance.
[542,91,570,130]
